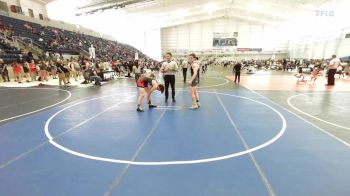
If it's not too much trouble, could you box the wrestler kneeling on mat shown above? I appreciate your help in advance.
[137,75,165,112]
[188,53,200,109]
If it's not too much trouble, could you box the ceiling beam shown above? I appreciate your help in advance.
[148,9,278,30]
[227,14,275,25]
[31,0,49,4]
[125,0,287,23]
[158,13,226,29]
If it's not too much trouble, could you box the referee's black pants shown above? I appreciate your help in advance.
[327,69,336,85]
[164,75,175,99]
[234,71,241,83]
[182,68,188,82]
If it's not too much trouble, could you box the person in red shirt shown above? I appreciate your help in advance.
[112,60,117,71]
[136,75,164,112]
[12,61,22,83]
[29,60,37,81]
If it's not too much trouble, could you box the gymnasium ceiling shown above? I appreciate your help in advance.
[43,0,338,28]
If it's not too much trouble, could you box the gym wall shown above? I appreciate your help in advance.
[161,17,289,56]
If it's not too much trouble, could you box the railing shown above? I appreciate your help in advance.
[0,32,6,40]
[11,36,43,58]
[81,48,90,56]
[12,36,33,47]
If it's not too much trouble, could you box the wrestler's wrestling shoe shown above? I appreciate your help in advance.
[137,107,144,112]
[149,104,158,108]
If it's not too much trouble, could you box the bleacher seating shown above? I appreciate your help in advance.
[0,15,151,62]
[0,37,24,64]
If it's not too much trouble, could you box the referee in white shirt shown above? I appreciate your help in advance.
[327,55,340,86]
[161,52,178,102]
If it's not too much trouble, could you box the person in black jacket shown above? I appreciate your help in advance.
[56,60,67,86]
[282,59,287,71]
[0,59,10,82]
[233,62,242,83]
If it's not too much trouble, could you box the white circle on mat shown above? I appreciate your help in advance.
[176,76,230,89]
[0,88,71,123]
[123,77,230,89]
[45,91,286,166]
[287,93,350,131]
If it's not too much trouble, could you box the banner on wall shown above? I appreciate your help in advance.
[236,48,262,52]
[213,32,238,47]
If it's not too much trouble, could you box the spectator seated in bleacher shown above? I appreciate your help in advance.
[0,37,24,64]
[0,15,158,86]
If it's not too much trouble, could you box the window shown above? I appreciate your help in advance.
[39,13,43,20]
[0,1,9,12]
[28,9,34,18]
[10,5,22,14]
